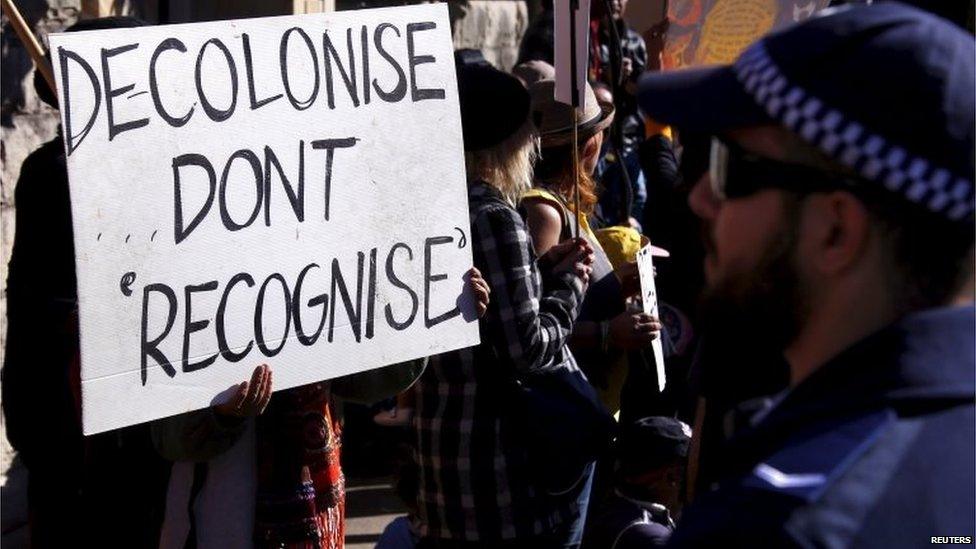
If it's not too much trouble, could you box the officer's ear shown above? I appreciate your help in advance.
[798,191,872,277]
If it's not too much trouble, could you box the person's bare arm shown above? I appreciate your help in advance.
[523,198,564,257]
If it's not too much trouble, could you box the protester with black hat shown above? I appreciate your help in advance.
[637,3,975,545]
[411,51,600,548]
[586,416,691,548]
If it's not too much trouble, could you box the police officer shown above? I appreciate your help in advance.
[637,3,975,546]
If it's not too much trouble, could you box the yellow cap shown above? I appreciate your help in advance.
[594,226,646,268]
[595,226,670,269]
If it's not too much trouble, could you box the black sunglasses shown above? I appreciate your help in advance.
[709,137,865,201]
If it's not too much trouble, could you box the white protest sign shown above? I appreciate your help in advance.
[49,4,478,435]
[554,0,591,109]
[636,244,666,392]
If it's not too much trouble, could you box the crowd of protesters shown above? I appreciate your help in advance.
[3,1,975,548]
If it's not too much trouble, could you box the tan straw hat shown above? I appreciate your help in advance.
[512,60,556,87]
[530,78,615,147]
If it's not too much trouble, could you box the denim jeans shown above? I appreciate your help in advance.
[552,460,597,548]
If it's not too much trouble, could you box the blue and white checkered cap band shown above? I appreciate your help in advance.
[732,42,975,221]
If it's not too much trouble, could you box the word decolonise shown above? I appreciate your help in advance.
[57,19,446,154]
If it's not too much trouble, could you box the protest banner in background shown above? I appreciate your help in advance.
[49,3,478,434]
[554,0,592,109]
[636,245,666,392]
[662,0,829,69]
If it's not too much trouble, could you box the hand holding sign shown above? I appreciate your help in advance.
[215,364,273,418]
[609,311,661,350]
[466,267,491,318]
[614,260,641,298]
[548,237,596,289]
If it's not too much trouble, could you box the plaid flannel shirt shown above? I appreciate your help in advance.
[413,182,586,542]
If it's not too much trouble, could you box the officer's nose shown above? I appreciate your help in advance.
[688,173,721,221]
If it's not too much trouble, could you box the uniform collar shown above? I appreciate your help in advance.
[787,305,976,409]
[721,305,975,481]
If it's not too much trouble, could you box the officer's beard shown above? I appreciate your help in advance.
[696,212,807,403]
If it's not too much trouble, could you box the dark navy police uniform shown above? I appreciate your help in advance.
[634,3,975,546]
[669,307,975,547]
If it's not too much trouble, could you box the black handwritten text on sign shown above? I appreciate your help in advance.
[49,4,478,435]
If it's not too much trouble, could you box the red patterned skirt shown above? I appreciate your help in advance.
[255,383,344,548]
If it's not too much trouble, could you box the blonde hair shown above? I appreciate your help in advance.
[465,120,539,206]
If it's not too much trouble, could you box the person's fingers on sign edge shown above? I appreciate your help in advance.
[634,322,659,334]
[230,382,248,413]
[471,275,490,298]
[475,286,490,316]
[467,267,490,294]
[243,365,266,412]
[257,367,273,414]
[634,313,661,330]
[466,267,490,317]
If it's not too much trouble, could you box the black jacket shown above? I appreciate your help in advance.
[3,135,168,548]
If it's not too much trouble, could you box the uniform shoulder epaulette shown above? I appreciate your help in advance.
[739,409,896,502]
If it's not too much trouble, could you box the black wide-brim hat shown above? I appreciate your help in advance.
[455,50,531,152]
[637,3,975,222]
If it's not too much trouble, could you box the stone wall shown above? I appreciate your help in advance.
[1,0,80,512]
[2,4,83,543]
[451,0,528,71]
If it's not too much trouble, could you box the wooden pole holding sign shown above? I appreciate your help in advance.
[555,0,591,241]
[571,108,581,239]
[569,0,581,240]
[1,0,56,96]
